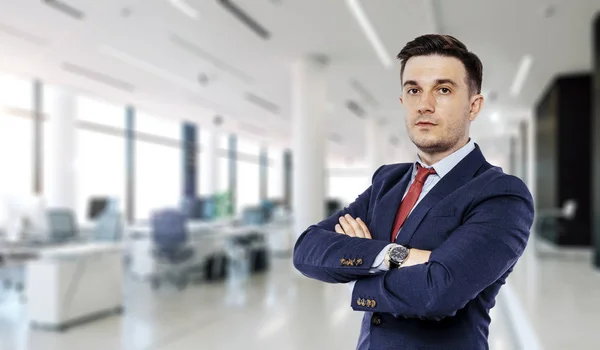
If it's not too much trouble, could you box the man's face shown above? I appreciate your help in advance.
[399,55,483,154]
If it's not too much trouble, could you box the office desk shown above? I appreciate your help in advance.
[126,219,231,279]
[125,219,282,279]
[26,242,124,331]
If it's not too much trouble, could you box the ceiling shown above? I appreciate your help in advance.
[0,0,598,164]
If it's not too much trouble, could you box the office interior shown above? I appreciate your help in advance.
[0,1,599,349]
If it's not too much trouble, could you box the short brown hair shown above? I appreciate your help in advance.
[397,34,483,95]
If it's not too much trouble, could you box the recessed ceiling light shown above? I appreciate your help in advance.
[345,0,393,69]
[168,0,199,20]
[510,54,534,98]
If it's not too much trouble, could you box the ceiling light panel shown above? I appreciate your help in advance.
[345,0,393,68]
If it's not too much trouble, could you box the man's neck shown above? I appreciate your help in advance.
[417,138,470,166]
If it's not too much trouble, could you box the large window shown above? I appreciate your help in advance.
[327,174,370,207]
[198,128,214,197]
[218,135,230,194]
[235,137,261,213]
[77,95,124,129]
[267,147,284,200]
[0,113,33,196]
[134,111,181,221]
[73,95,126,222]
[75,129,125,222]
[0,73,33,110]
[0,74,34,196]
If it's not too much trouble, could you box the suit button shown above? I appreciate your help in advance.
[371,314,382,326]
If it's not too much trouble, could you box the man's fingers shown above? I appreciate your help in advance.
[356,218,371,239]
[345,214,365,238]
[334,224,345,234]
[338,216,355,236]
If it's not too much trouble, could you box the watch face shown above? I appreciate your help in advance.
[390,246,409,263]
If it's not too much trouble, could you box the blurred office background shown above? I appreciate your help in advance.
[0,0,599,349]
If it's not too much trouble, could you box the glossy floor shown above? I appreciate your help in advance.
[509,239,600,350]
[0,257,517,350]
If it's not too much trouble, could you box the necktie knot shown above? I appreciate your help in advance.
[415,163,436,184]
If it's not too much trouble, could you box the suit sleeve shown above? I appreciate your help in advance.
[292,165,392,284]
[351,175,534,319]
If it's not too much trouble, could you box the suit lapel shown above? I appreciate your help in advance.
[375,164,413,242]
[396,145,488,245]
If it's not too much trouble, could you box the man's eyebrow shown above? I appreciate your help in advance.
[403,79,459,88]
[435,79,458,87]
[403,80,418,87]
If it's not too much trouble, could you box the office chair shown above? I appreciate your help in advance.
[150,209,195,290]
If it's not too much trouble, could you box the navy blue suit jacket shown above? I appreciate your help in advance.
[293,145,534,350]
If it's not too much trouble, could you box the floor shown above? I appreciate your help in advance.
[509,239,600,350]
[0,256,518,350]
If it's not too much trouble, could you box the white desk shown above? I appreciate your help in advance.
[127,219,232,279]
[26,242,124,331]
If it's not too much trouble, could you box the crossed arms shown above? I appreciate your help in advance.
[292,175,534,319]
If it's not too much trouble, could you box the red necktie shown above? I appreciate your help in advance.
[390,164,437,242]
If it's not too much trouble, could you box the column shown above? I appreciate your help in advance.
[45,87,76,210]
[284,150,292,209]
[365,118,386,176]
[259,147,268,201]
[125,106,135,223]
[228,134,237,215]
[182,122,197,198]
[519,120,529,183]
[33,80,43,194]
[291,56,328,238]
[592,12,600,268]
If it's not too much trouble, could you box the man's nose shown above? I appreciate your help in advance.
[417,92,435,114]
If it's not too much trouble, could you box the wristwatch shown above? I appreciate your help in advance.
[385,244,410,269]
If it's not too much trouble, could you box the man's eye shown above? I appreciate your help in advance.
[439,88,451,94]
[408,88,419,94]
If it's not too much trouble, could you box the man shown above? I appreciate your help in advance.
[292,34,534,350]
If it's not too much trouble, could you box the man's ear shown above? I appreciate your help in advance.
[469,94,484,121]
[399,96,403,105]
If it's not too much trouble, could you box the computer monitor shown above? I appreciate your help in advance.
[180,196,215,220]
[88,197,109,220]
[47,209,77,243]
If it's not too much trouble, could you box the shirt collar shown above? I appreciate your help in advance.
[414,138,476,179]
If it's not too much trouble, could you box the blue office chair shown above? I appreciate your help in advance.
[150,209,195,290]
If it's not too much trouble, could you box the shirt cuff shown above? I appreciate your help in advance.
[369,243,395,273]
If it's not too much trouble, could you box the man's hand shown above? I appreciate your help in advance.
[334,214,371,239]
[402,248,431,268]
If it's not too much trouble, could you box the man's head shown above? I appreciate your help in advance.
[397,34,484,163]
